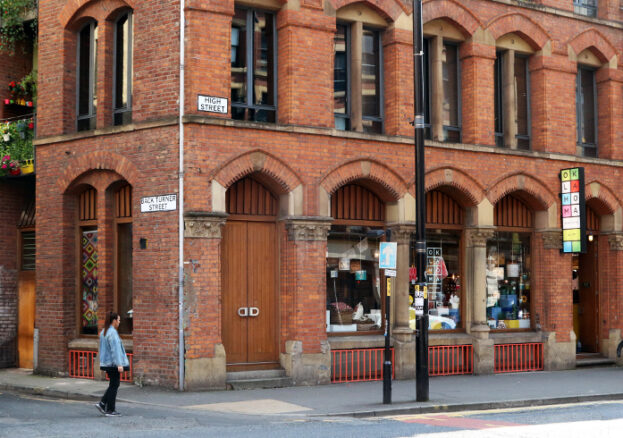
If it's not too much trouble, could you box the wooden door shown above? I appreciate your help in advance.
[17,271,35,368]
[222,219,277,369]
[578,238,598,352]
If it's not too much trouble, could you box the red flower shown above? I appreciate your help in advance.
[28,122,34,129]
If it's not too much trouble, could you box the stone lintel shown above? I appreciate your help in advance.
[465,227,495,248]
[283,216,333,241]
[608,233,623,251]
[386,222,416,243]
[184,212,228,239]
[539,229,562,250]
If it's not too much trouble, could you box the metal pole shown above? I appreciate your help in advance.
[413,0,429,402]
[383,276,392,404]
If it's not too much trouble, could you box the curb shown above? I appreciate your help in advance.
[0,383,100,402]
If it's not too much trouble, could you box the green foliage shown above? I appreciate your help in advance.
[0,0,37,55]
[0,118,34,175]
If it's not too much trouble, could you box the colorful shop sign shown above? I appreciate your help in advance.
[560,167,586,253]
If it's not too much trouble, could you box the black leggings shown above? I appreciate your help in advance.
[101,369,120,412]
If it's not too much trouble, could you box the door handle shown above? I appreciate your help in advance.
[237,307,249,317]
[249,307,260,317]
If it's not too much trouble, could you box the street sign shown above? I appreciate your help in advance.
[379,242,397,269]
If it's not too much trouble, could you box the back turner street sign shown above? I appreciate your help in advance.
[141,194,177,213]
[560,167,586,253]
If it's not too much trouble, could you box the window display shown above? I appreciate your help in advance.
[326,225,383,333]
[486,232,531,330]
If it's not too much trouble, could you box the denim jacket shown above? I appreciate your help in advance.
[99,326,129,368]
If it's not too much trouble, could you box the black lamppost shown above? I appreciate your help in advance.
[413,0,429,402]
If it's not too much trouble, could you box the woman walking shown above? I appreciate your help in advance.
[95,311,129,417]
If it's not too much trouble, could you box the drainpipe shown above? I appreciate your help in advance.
[178,0,186,391]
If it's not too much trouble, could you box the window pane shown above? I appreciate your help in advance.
[486,232,531,330]
[515,56,529,139]
[78,24,92,117]
[117,223,133,335]
[114,13,131,114]
[326,225,383,333]
[361,29,380,118]
[424,230,462,330]
[442,44,459,129]
[253,11,274,107]
[362,118,382,134]
[231,9,247,104]
[580,69,595,145]
[334,25,348,126]
[81,229,99,335]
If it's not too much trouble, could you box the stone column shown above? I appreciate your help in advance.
[183,212,228,390]
[281,217,332,385]
[387,223,415,379]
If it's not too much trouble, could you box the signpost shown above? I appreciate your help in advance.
[140,194,177,213]
[560,167,586,253]
[379,241,397,404]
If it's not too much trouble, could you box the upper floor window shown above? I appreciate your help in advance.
[77,21,98,131]
[422,37,461,142]
[574,0,597,17]
[113,12,133,126]
[333,23,383,134]
[231,7,276,123]
[494,50,531,150]
[576,66,597,157]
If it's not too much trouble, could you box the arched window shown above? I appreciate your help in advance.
[77,21,98,131]
[78,187,98,334]
[114,184,133,334]
[113,12,133,126]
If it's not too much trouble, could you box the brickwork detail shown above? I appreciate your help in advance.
[487,173,556,210]
[285,217,332,241]
[184,214,227,239]
[465,228,495,248]
[608,234,623,251]
[541,230,562,250]
[424,167,485,207]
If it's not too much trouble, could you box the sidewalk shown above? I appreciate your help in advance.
[2,367,623,417]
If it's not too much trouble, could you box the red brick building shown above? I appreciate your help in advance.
[25,0,623,389]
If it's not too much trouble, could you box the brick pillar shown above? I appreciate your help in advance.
[96,20,114,129]
[387,223,415,379]
[281,217,332,385]
[596,67,623,160]
[529,54,576,154]
[183,213,227,390]
[460,40,495,146]
[502,49,517,149]
[276,8,334,128]
[606,234,623,363]
[383,27,413,137]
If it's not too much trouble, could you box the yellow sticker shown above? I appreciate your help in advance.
[423,285,428,299]
[387,278,391,297]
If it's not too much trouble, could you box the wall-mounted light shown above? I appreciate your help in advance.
[588,234,594,242]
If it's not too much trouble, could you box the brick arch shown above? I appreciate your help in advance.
[486,12,550,51]
[60,0,134,28]
[423,0,482,38]
[57,151,141,193]
[212,150,302,195]
[568,29,616,64]
[329,0,409,22]
[423,167,485,208]
[320,159,407,202]
[487,173,556,211]
[585,180,620,216]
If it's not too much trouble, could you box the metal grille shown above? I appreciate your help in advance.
[428,345,473,376]
[331,348,394,383]
[494,343,543,373]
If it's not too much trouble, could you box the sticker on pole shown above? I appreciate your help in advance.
[414,285,424,316]
[379,242,397,270]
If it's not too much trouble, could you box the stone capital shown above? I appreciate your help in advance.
[386,223,415,244]
[283,216,332,241]
[539,230,562,250]
[184,212,228,239]
[465,227,495,248]
[608,234,623,251]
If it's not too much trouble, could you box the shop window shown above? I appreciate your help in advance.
[574,0,597,17]
[422,38,461,142]
[113,12,133,126]
[576,66,597,157]
[333,24,383,134]
[77,21,98,131]
[494,51,530,150]
[78,188,98,335]
[115,185,133,334]
[231,7,276,123]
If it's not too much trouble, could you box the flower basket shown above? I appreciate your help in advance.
[330,309,353,325]
[20,159,33,175]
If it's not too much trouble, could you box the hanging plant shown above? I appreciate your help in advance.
[0,0,37,55]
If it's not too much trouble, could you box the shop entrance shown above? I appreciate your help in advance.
[575,237,599,353]
[222,177,278,371]
[17,230,35,368]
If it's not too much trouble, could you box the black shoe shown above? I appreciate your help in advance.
[94,402,106,415]
[105,411,121,417]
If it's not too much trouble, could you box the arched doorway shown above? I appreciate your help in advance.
[222,176,279,370]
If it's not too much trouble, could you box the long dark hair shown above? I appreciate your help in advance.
[103,312,119,336]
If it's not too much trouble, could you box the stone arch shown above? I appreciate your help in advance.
[328,0,409,22]
[320,158,407,203]
[422,167,485,208]
[422,0,482,38]
[57,151,141,193]
[486,12,550,51]
[585,180,620,216]
[487,173,556,211]
[60,0,134,29]
[568,29,616,64]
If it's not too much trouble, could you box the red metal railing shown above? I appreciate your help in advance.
[494,343,543,373]
[428,344,473,376]
[69,350,134,382]
[331,348,394,383]
[68,350,95,379]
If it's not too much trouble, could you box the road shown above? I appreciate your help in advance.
[1,390,623,437]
